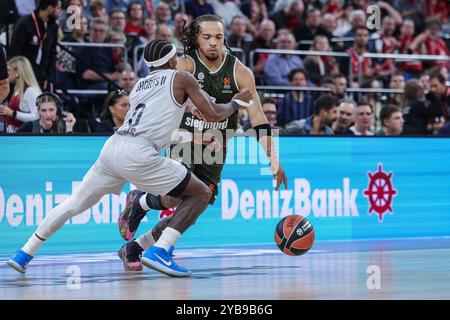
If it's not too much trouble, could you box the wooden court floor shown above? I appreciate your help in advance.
[1,238,450,300]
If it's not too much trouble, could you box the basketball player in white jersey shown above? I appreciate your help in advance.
[6,39,253,277]
[116,15,288,272]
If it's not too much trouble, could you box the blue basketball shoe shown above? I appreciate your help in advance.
[7,250,34,274]
[141,246,190,277]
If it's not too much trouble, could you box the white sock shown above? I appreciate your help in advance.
[136,230,155,250]
[139,193,151,211]
[22,233,45,257]
[154,227,181,251]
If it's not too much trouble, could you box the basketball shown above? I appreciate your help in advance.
[274,215,315,256]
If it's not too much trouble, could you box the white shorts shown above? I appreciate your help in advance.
[83,134,189,197]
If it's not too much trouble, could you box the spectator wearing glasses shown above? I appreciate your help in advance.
[77,18,121,90]
[244,97,280,131]
[109,8,127,32]
[95,90,130,134]
[262,98,280,129]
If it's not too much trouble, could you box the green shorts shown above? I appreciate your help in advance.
[168,143,225,205]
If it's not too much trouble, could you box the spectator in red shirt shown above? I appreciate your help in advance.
[343,26,376,82]
[304,35,339,85]
[124,1,145,36]
[424,0,448,24]
[410,17,449,70]
[373,16,399,79]
[269,0,304,32]
[397,19,423,77]
[241,0,269,36]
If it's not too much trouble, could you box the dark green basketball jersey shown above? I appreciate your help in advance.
[171,51,241,188]
[178,50,240,137]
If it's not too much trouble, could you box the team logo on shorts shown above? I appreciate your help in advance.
[363,163,397,222]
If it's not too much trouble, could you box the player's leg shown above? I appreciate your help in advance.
[7,165,125,274]
[118,191,181,241]
[140,171,212,277]
[117,144,192,240]
[118,216,172,271]
[118,166,219,271]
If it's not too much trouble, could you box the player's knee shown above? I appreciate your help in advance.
[197,184,212,204]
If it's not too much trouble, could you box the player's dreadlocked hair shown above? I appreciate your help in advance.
[143,39,175,66]
[179,14,233,57]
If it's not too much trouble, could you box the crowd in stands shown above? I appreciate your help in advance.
[0,0,449,135]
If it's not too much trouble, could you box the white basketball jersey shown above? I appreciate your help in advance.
[117,69,185,151]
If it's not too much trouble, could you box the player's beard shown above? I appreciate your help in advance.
[204,53,219,61]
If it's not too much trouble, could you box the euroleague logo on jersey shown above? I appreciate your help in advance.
[363,163,397,222]
[222,76,232,93]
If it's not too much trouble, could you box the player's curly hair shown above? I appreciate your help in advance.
[179,14,233,57]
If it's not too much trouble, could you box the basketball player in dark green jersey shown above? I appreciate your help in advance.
[117,15,287,272]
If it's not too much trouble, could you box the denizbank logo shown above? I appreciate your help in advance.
[363,163,397,222]
[222,178,359,220]
[222,163,397,221]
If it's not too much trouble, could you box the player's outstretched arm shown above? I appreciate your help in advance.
[235,62,288,191]
[174,70,253,122]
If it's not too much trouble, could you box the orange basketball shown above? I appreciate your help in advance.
[274,215,315,256]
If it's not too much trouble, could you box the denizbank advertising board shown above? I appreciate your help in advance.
[0,136,449,254]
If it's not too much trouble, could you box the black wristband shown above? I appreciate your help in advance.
[253,123,272,140]
[12,110,17,119]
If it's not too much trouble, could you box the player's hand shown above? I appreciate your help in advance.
[191,104,205,120]
[65,112,76,132]
[272,160,287,191]
[232,90,253,108]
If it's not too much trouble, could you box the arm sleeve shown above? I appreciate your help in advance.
[15,88,40,122]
